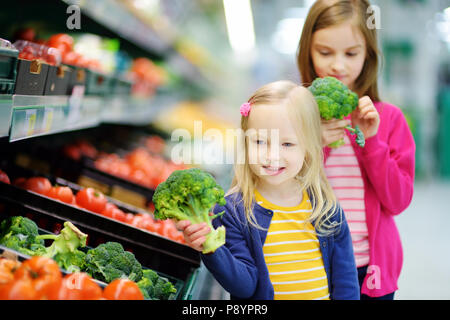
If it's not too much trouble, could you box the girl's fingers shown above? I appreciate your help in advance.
[188,226,212,242]
[190,236,206,250]
[175,220,191,231]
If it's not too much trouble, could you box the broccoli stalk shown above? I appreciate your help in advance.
[36,221,87,273]
[309,76,365,148]
[152,168,227,254]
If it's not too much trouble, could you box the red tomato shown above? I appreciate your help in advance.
[24,177,52,196]
[63,144,81,160]
[0,170,10,184]
[46,34,73,54]
[14,256,62,299]
[103,279,144,300]
[53,186,75,204]
[111,208,126,222]
[62,51,81,66]
[124,213,135,224]
[75,188,107,214]
[48,273,102,300]
[101,202,118,217]
[12,177,27,188]
[0,278,36,300]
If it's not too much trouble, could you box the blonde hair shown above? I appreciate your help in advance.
[297,0,381,101]
[228,80,340,236]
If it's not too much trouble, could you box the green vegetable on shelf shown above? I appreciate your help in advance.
[137,269,177,300]
[83,241,143,284]
[35,221,88,273]
[309,76,365,148]
[152,168,227,254]
[0,216,45,256]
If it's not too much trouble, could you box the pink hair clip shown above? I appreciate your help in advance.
[240,102,251,117]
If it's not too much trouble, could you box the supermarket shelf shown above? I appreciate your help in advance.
[9,94,100,142]
[62,0,208,87]
[6,92,178,142]
[62,0,170,55]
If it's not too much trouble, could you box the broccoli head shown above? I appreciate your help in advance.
[36,221,87,272]
[152,168,227,254]
[309,77,365,148]
[83,241,143,283]
[137,269,177,300]
[0,216,45,256]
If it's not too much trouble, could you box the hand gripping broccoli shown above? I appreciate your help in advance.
[152,168,227,254]
[0,216,45,256]
[309,77,365,148]
[36,221,88,273]
[83,241,143,283]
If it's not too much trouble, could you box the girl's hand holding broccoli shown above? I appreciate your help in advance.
[321,119,351,147]
[351,96,380,140]
[176,220,211,252]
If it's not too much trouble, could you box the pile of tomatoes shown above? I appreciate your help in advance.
[4,171,185,244]
[94,147,186,190]
[0,256,144,300]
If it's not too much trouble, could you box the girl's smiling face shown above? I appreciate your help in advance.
[247,103,305,190]
[310,20,366,90]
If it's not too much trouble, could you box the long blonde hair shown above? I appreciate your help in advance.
[297,0,381,101]
[228,80,340,236]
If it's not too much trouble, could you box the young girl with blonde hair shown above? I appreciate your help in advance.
[297,0,415,299]
[177,80,359,300]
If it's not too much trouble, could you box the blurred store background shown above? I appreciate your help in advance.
[0,0,449,300]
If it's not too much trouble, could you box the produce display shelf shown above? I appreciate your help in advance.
[0,180,201,281]
[60,0,208,88]
[0,233,185,300]
[5,90,180,142]
[8,94,100,142]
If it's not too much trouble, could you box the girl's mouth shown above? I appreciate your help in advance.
[262,166,285,176]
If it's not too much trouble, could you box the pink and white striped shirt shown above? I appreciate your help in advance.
[324,134,370,268]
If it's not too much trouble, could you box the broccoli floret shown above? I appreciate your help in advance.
[152,168,227,254]
[0,216,45,255]
[309,77,365,147]
[36,221,87,272]
[83,241,143,283]
[137,269,177,300]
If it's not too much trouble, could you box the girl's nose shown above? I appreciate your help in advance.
[331,55,346,73]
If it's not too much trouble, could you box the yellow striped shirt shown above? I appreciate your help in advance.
[255,189,330,300]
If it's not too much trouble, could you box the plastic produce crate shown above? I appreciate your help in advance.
[0,39,19,94]
[85,69,113,96]
[44,64,72,95]
[0,165,200,282]
[14,59,49,95]
[111,76,133,96]
[64,64,86,95]
[0,228,185,300]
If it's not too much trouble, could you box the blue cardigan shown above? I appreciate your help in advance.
[201,191,360,300]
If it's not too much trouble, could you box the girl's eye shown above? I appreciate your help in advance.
[347,52,358,57]
[256,140,265,145]
[283,142,294,147]
[319,51,330,56]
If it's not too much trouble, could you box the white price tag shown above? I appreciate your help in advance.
[24,109,37,136]
[42,108,54,133]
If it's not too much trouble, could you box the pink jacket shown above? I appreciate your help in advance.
[323,101,415,297]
